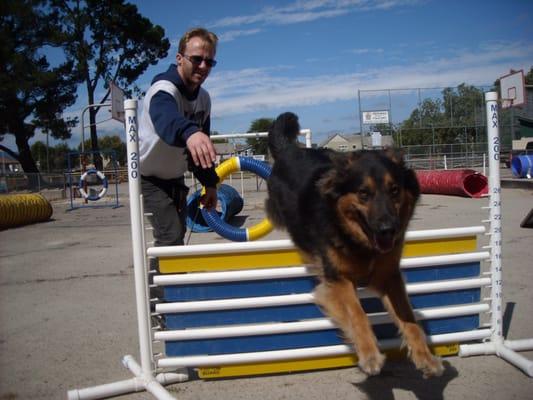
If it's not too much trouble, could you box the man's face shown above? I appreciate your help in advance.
[177,36,216,91]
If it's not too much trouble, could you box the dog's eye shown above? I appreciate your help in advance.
[390,184,400,197]
[358,189,371,201]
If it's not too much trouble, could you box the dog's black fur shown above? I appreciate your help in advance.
[266,112,443,377]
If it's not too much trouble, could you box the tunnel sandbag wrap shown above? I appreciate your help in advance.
[416,169,488,198]
[0,193,53,229]
[511,155,533,178]
[186,184,244,233]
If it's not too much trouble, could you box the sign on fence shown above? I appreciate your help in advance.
[362,110,389,124]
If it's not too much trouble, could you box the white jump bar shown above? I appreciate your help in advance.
[154,251,489,286]
[147,226,486,258]
[157,329,492,368]
[155,303,489,342]
[155,276,491,314]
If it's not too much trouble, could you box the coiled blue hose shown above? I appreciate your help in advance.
[186,184,244,233]
[200,157,273,241]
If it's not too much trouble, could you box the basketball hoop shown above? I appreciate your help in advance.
[110,81,125,122]
[499,70,525,109]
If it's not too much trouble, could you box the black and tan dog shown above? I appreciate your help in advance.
[266,112,443,377]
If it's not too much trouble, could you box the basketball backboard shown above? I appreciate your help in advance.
[110,81,125,122]
[500,70,525,109]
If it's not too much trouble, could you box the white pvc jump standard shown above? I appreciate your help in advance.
[458,92,533,376]
[68,92,532,400]
[68,100,188,400]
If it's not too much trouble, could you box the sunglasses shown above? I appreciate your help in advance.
[182,54,217,68]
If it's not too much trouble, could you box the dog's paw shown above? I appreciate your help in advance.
[416,354,444,378]
[358,352,386,376]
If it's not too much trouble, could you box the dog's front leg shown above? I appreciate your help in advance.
[379,272,444,377]
[315,278,385,375]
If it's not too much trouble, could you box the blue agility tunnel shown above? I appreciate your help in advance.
[186,184,244,233]
[511,154,533,178]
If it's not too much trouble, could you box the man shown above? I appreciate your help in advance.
[139,27,219,265]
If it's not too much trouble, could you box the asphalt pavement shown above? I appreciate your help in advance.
[1,177,532,399]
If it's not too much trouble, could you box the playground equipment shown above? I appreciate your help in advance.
[0,193,53,229]
[78,168,109,201]
[416,169,488,198]
[67,93,533,400]
[66,151,120,210]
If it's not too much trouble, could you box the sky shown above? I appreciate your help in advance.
[4,0,533,152]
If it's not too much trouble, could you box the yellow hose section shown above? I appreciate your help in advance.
[0,194,53,229]
[215,157,240,181]
[247,218,274,241]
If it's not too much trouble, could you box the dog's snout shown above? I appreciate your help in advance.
[372,218,399,253]
[377,221,396,237]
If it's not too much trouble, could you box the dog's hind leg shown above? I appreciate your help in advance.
[379,272,444,378]
[315,278,385,375]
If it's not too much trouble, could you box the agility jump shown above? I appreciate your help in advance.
[67,93,533,400]
[66,150,120,210]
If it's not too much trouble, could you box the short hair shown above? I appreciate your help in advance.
[178,27,218,54]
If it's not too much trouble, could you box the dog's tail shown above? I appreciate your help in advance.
[268,112,301,160]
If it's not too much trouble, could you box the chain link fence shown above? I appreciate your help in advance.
[357,85,520,151]
[0,168,129,197]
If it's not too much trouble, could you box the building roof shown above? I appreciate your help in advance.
[318,133,359,148]
[213,142,235,155]
[0,151,19,165]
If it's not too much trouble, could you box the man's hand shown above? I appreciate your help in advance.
[186,131,217,169]
[201,187,217,210]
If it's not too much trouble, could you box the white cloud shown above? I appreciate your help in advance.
[208,41,533,118]
[210,0,421,29]
[347,48,385,55]
[218,29,263,42]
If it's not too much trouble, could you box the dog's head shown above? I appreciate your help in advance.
[317,149,420,253]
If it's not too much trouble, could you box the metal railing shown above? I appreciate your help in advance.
[0,168,128,195]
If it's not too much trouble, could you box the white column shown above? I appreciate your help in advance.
[485,91,504,344]
[124,99,154,376]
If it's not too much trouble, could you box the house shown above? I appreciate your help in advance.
[0,151,22,174]
[213,142,253,162]
[320,133,362,151]
[510,86,533,150]
[517,116,533,139]
[515,86,533,139]
[319,133,393,151]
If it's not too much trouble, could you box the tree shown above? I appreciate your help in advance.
[50,142,72,171]
[31,141,78,172]
[0,0,80,187]
[442,84,484,143]
[80,135,125,166]
[50,0,170,168]
[247,118,274,155]
[399,84,486,149]
[99,135,126,166]
[526,67,533,84]
[399,98,445,147]
[30,141,49,171]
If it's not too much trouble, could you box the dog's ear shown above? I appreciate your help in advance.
[316,153,354,199]
[383,148,420,199]
[403,167,421,200]
[383,147,405,166]
[316,168,340,199]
